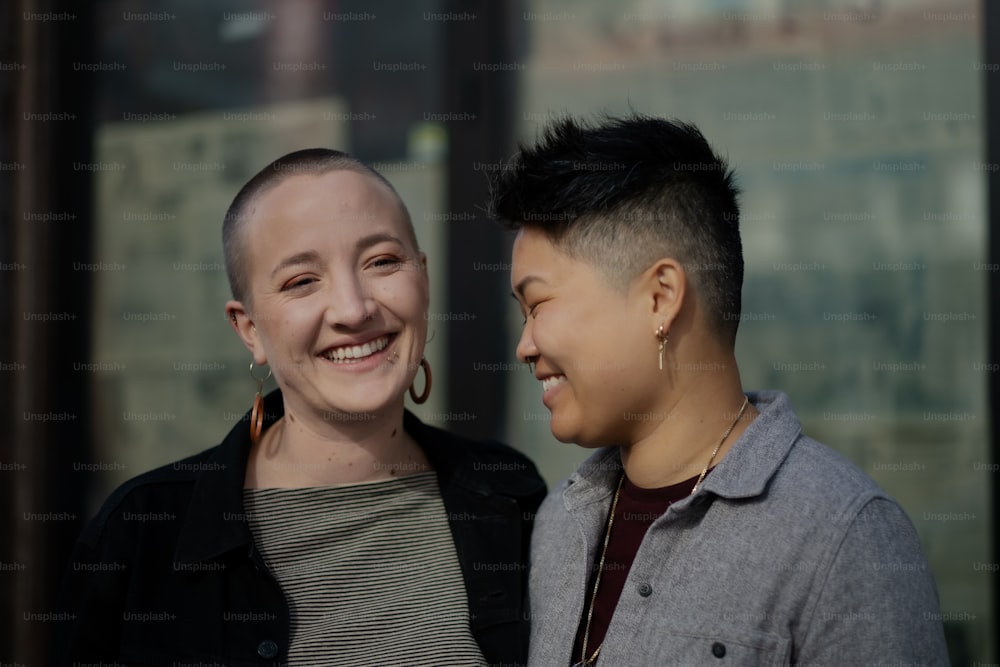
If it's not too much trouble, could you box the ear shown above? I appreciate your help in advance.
[643,257,686,330]
[225,300,267,365]
[417,250,430,299]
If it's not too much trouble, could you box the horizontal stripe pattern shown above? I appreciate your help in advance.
[244,472,486,666]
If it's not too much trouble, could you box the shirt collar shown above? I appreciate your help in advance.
[696,390,802,499]
[562,391,802,509]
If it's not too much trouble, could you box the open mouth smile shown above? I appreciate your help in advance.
[541,375,567,392]
[321,334,393,363]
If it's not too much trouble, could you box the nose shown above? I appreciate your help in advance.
[515,318,539,367]
[324,273,377,328]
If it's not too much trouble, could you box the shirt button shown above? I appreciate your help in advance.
[637,582,653,597]
[257,639,279,659]
[712,641,726,658]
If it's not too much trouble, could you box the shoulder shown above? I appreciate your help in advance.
[780,438,931,574]
[76,446,219,549]
[737,392,896,519]
[777,434,894,518]
[404,410,546,500]
[731,427,924,564]
[785,434,883,496]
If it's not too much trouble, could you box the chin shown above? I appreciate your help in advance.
[549,420,607,449]
[320,377,406,408]
[314,394,400,422]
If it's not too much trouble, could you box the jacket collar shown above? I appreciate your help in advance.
[562,391,802,511]
[174,390,538,563]
[174,389,282,564]
[403,410,542,498]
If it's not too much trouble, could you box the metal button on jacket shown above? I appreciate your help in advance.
[257,639,279,659]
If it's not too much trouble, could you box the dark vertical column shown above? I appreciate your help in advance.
[442,0,523,439]
[3,0,93,662]
[985,2,999,658]
[0,1,18,657]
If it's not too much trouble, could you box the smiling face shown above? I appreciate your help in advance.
[227,169,428,425]
[511,227,675,447]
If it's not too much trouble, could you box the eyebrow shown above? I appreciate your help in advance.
[271,250,322,278]
[270,234,407,278]
[356,232,406,252]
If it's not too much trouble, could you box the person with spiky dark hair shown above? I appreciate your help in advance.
[491,115,948,666]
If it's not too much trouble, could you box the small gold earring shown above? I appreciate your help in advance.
[656,325,669,370]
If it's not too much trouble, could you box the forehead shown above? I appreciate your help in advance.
[248,169,407,229]
[512,226,630,301]
[512,227,564,265]
[511,226,574,288]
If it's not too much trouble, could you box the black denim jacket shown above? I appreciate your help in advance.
[53,390,546,666]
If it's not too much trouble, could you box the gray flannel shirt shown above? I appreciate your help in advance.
[528,391,949,666]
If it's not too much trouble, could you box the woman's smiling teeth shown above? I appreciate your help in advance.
[324,335,390,362]
[542,375,567,392]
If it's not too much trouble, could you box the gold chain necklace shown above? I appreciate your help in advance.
[692,395,748,494]
[574,395,750,667]
[575,474,623,667]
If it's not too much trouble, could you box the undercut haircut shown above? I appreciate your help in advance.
[222,148,416,305]
[489,115,743,345]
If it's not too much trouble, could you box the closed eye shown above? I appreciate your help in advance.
[282,276,317,290]
[522,302,539,325]
[371,256,402,269]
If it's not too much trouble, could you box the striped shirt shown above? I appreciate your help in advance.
[243,472,487,666]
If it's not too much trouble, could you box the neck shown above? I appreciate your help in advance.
[620,356,757,489]
[244,400,430,488]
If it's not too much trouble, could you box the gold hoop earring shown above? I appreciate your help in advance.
[656,325,670,370]
[409,358,432,404]
[249,362,271,446]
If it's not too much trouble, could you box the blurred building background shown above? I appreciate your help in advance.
[1,0,994,663]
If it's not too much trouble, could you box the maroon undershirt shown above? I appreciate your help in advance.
[571,470,707,665]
